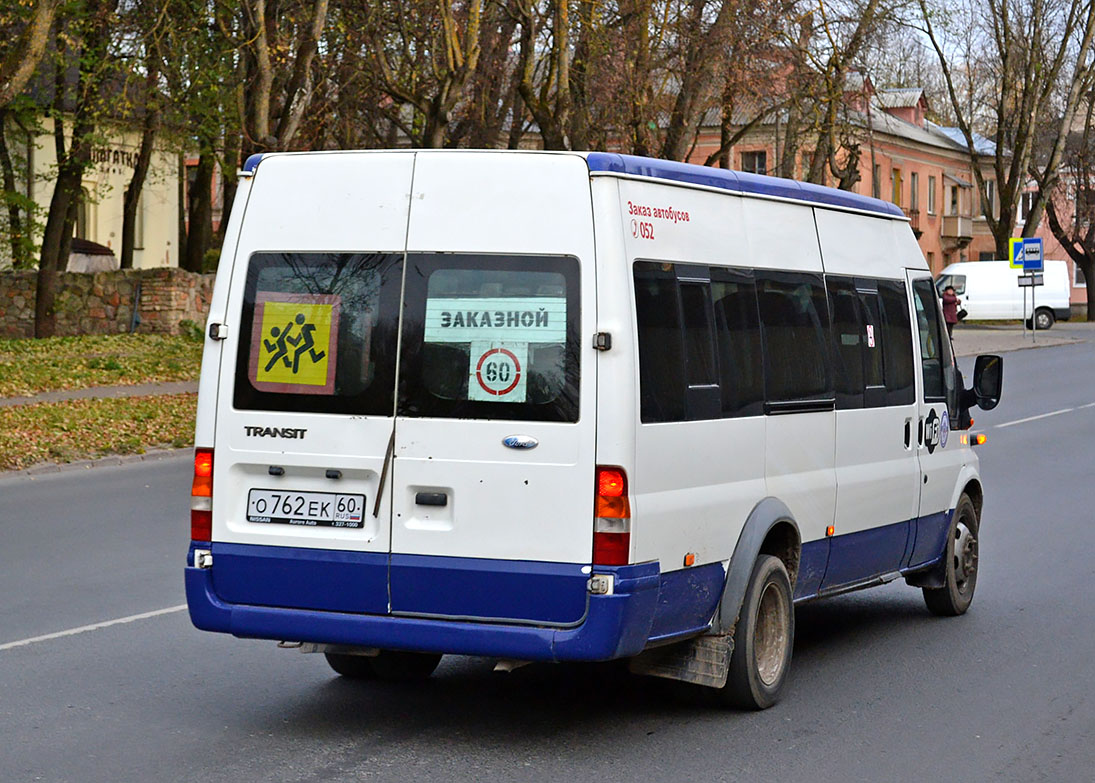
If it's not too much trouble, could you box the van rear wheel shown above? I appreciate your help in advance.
[369,650,443,681]
[720,555,794,709]
[1029,308,1055,330]
[923,494,979,616]
[325,652,377,679]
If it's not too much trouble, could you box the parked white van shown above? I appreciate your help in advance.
[186,150,1003,708]
[936,259,1071,329]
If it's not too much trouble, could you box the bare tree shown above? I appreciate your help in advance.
[0,0,60,109]
[919,0,1095,258]
[36,0,119,337]
[1043,98,1095,320]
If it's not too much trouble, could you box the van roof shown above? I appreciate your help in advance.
[241,150,906,220]
[585,152,907,219]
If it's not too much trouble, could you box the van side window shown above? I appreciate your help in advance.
[878,281,915,405]
[634,262,687,422]
[397,254,580,423]
[827,276,865,409]
[858,286,886,406]
[756,272,831,404]
[911,279,946,400]
[711,269,765,417]
[233,252,403,415]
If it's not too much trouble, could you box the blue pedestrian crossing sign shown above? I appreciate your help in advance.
[1009,237,1044,271]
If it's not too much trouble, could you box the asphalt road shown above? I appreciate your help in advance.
[2,334,1094,782]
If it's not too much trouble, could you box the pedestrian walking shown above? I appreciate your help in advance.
[941,285,961,338]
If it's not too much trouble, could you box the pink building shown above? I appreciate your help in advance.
[684,81,1087,310]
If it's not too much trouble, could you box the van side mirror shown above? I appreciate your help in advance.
[972,354,1002,411]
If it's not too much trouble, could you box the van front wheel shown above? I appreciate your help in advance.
[923,494,979,616]
[720,555,794,710]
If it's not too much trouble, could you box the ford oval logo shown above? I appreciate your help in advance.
[503,435,539,450]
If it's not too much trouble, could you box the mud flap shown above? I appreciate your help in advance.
[627,634,732,689]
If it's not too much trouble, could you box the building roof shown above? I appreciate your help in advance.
[877,88,926,109]
[935,126,997,156]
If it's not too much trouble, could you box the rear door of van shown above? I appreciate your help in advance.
[209,152,412,615]
[387,152,597,626]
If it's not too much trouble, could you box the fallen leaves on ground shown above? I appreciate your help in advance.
[0,334,203,397]
[0,393,197,471]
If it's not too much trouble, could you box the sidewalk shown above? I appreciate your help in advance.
[950,321,1094,357]
[0,380,198,408]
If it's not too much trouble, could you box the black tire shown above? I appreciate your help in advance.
[368,650,443,681]
[923,494,979,616]
[325,652,377,679]
[1034,308,1055,330]
[720,555,794,710]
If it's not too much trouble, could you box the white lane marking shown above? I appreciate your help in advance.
[1080,402,1095,410]
[0,605,187,652]
[995,408,1075,429]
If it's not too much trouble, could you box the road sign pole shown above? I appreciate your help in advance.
[1032,279,1036,342]
[1022,283,1028,338]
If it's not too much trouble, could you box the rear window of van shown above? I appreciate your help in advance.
[397,254,580,422]
[233,252,403,415]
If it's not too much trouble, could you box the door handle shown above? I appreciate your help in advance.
[917,418,924,446]
[415,492,448,507]
[904,419,912,449]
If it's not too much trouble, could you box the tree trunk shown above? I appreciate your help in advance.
[121,66,160,270]
[183,151,214,273]
[0,0,59,108]
[0,108,26,267]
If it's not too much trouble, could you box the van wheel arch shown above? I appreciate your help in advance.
[713,498,800,637]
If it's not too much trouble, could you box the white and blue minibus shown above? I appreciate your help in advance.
[186,150,1002,708]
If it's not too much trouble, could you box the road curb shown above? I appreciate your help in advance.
[0,448,191,480]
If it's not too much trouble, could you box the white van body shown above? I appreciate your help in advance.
[187,150,994,705]
[937,259,1071,328]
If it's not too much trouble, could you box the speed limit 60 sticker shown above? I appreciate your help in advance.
[468,341,527,403]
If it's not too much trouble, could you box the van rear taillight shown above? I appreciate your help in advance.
[593,466,631,566]
[191,448,213,541]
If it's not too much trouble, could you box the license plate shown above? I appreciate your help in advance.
[247,489,366,529]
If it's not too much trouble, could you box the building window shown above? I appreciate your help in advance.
[979,251,995,261]
[1020,191,1037,221]
[950,185,959,216]
[983,180,995,218]
[927,251,935,272]
[928,176,936,214]
[892,168,902,206]
[873,165,881,199]
[1076,264,1087,288]
[741,150,767,175]
[910,172,919,211]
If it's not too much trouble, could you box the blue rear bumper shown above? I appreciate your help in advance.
[185,545,668,662]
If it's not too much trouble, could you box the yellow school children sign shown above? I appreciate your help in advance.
[249,293,340,394]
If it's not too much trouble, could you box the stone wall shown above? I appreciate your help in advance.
[0,268,215,339]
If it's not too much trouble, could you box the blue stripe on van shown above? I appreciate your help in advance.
[795,538,831,600]
[242,153,264,173]
[822,518,912,589]
[211,543,389,615]
[188,551,661,662]
[585,152,905,219]
[908,510,953,569]
[646,562,726,643]
[389,553,590,626]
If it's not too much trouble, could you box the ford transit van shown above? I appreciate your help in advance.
[186,150,1003,708]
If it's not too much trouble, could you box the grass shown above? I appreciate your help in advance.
[0,393,197,472]
[0,333,203,398]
